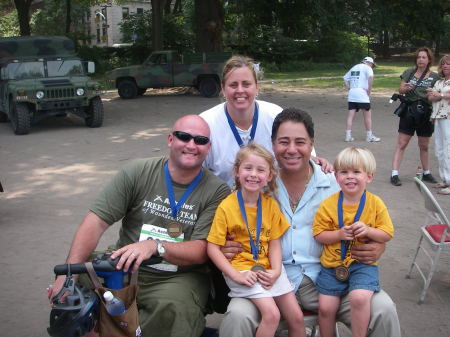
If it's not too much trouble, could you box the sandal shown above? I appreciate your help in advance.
[433,182,448,189]
[438,187,450,195]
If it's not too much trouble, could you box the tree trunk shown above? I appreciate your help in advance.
[382,30,390,59]
[194,0,224,52]
[435,36,441,59]
[173,0,182,13]
[13,0,33,36]
[151,0,166,50]
[65,0,72,34]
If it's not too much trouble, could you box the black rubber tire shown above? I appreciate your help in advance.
[0,110,8,122]
[199,77,220,97]
[85,96,104,128]
[10,102,31,135]
[118,79,138,99]
[137,88,147,96]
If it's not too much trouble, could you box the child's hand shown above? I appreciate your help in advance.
[232,270,257,287]
[256,269,280,289]
[352,221,370,238]
[339,225,355,240]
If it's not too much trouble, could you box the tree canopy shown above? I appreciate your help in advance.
[2,0,450,63]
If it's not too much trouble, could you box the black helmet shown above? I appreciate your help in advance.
[48,276,99,337]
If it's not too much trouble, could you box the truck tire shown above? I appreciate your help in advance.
[118,79,138,99]
[85,97,104,128]
[10,102,31,135]
[0,111,8,122]
[199,77,220,97]
[137,88,147,96]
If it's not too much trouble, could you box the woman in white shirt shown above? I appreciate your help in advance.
[200,55,327,187]
[427,54,450,195]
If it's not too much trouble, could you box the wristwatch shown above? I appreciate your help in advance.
[155,239,166,257]
[441,93,444,99]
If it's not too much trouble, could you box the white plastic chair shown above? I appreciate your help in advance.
[406,177,450,303]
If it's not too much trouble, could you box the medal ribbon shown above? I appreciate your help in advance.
[164,161,203,219]
[237,189,262,262]
[225,103,259,147]
[337,191,366,261]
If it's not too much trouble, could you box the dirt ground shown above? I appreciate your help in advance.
[1,84,449,337]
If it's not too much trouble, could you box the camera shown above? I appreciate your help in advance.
[389,93,406,104]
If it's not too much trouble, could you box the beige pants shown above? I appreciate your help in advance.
[219,276,401,337]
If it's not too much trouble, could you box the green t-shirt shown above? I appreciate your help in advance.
[90,156,230,273]
[401,68,439,102]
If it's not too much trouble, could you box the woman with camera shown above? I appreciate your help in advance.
[390,47,439,186]
[427,54,450,195]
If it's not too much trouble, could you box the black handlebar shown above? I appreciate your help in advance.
[54,253,163,275]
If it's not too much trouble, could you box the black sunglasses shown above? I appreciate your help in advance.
[172,131,210,145]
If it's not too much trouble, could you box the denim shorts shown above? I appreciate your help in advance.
[316,262,380,296]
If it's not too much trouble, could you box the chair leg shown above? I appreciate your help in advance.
[406,236,424,278]
[419,248,443,304]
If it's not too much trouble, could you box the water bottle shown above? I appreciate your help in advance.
[103,291,127,316]
[416,166,423,180]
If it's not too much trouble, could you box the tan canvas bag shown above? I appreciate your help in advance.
[85,262,141,337]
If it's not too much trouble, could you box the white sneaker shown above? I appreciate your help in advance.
[366,135,381,142]
[345,135,354,142]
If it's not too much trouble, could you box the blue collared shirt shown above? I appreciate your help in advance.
[276,161,340,292]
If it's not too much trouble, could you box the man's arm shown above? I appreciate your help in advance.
[367,76,373,96]
[110,238,209,273]
[48,211,109,301]
[158,239,208,265]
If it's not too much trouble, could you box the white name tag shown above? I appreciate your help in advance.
[139,224,184,272]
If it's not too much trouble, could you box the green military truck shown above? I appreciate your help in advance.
[0,36,103,135]
[105,50,231,99]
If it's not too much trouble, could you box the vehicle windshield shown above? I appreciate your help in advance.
[4,59,85,79]
[47,60,84,77]
[5,61,45,80]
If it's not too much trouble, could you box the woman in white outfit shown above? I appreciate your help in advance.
[199,55,326,187]
[427,54,450,195]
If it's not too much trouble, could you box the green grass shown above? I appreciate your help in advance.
[264,60,414,90]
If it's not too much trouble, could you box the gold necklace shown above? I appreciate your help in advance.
[288,165,312,211]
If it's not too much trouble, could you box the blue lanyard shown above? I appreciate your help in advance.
[237,189,262,262]
[224,103,259,147]
[164,161,203,219]
[337,191,366,261]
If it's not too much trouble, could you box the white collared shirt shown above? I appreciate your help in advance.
[276,161,340,292]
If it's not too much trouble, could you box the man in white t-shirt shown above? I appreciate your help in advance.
[343,56,380,142]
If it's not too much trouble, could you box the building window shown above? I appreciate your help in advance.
[96,29,101,43]
[137,8,143,14]
[122,7,129,20]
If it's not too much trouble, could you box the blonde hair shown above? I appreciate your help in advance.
[334,147,376,174]
[233,143,278,196]
[222,55,258,87]
[437,54,450,77]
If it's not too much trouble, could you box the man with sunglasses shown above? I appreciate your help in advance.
[48,115,230,337]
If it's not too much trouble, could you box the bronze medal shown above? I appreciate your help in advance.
[335,265,349,281]
[167,222,183,238]
[251,263,266,272]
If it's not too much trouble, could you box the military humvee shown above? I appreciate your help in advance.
[105,50,231,99]
[0,36,104,135]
